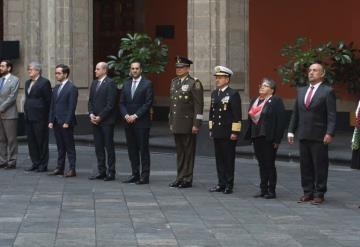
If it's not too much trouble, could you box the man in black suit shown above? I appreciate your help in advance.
[48,64,78,177]
[88,62,118,181]
[208,66,242,194]
[288,62,336,205]
[24,62,52,172]
[120,62,154,184]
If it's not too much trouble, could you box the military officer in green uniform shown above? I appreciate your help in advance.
[168,56,204,188]
[208,66,242,194]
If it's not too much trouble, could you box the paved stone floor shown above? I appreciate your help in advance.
[0,144,359,247]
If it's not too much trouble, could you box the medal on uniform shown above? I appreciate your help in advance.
[179,95,182,99]
[181,85,189,91]
[224,104,227,111]
[185,95,188,99]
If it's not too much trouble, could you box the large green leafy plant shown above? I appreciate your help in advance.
[277,37,360,93]
[108,33,169,85]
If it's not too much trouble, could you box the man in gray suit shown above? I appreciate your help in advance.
[0,60,19,169]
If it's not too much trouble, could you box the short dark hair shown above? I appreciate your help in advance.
[261,78,277,95]
[130,61,142,69]
[56,64,70,78]
[1,60,13,72]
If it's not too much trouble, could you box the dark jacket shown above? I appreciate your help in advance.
[244,95,286,144]
[88,76,118,125]
[288,84,336,141]
[24,76,52,122]
[119,77,154,128]
[49,81,78,126]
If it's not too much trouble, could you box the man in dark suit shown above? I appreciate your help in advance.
[24,62,52,172]
[48,64,78,177]
[208,66,242,194]
[88,62,118,181]
[0,60,19,169]
[288,62,336,205]
[168,56,204,188]
[120,62,154,184]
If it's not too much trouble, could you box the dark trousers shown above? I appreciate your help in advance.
[53,123,76,170]
[174,134,196,183]
[93,124,116,176]
[299,140,329,198]
[125,126,150,179]
[214,138,236,189]
[25,120,49,169]
[253,137,277,193]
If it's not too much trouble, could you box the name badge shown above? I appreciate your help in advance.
[181,85,189,91]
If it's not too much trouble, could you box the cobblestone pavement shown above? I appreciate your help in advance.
[0,145,359,247]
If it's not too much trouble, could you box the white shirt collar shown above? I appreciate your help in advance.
[132,76,142,83]
[309,81,322,90]
[98,76,106,83]
[60,79,68,86]
[219,85,229,92]
[2,73,11,81]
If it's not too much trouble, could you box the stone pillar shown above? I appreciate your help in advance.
[188,0,249,119]
[3,0,93,114]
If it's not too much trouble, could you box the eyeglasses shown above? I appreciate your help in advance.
[259,84,271,88]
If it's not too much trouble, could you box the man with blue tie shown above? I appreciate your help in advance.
[48,64,78,177]
[0,60,19,169]
[120,62,154,184]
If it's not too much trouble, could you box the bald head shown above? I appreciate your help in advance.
[95,62,108,79]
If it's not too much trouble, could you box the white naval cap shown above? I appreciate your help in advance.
[213,66,233,76]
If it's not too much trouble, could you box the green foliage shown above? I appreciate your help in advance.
[108,33,169,85]
[277,37,360,93]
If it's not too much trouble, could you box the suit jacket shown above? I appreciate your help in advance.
[209,87,242,139]
[288,83,336,141]
[119,77,154,128]
[24,76,52,122]
[49,80,78,126]
[168,75,204,134]
[244,96,286,144]
[0,74,19,119]
[88,76,118,125]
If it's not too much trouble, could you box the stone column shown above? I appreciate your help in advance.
[3,0,93,114]
[188,0,249,119]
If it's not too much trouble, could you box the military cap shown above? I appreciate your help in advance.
[214,65,233,76]
[175,56,193,68]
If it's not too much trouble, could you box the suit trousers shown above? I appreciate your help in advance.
[125,126,150,179]
[214,138,236,189]
[0,119,17,166]
[253,137,277,193]
[174,134,196,183]
[25,120,49,169]
[299,140,329,198]
[53,123,76,170]
[93,124,116,176]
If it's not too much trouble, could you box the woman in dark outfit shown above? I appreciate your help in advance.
[245,78,286,199]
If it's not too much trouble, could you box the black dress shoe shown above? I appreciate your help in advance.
[4,164,16,170]
[209,185,225,192]
[48,169,64,176]
[36,167,48,172]
[88,174,106,180]
[136,178,149,185]
[104,175,115,181]
[178,181,192,189]
[169,181,181,188]
[122,175,140,183]
[0,163,8,168]
[25,166,38,172]
[264,192,276,199]
[253,191,268,198]
[223,187,233,194]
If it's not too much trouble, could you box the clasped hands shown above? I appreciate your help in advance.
[125,114,137,124]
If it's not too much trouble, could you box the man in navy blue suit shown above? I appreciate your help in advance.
[120,62,154,184]
[48,64,78,177]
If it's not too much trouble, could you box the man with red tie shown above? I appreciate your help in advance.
[288,62,336,205]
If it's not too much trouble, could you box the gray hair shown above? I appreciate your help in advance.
[261,78,276,94]
[97,62,108,71]
[28,61,42,73]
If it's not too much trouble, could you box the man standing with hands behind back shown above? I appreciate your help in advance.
[168,56,204,188]
[120,62,153,184]
[48,64,78,177]
[88,62,118,181]
[24,62,52,172]
[288,62,336,205]
[0,60,19,169]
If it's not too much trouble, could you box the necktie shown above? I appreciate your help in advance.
[28,80,35,94]
[0,78,5,91]
[57,84,63,96]
[95,80,101,92]
[305,86,314,108]
[131,80,137,98]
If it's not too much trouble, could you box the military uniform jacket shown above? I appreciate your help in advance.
[169,74,204,134]
[209,87,242,139]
